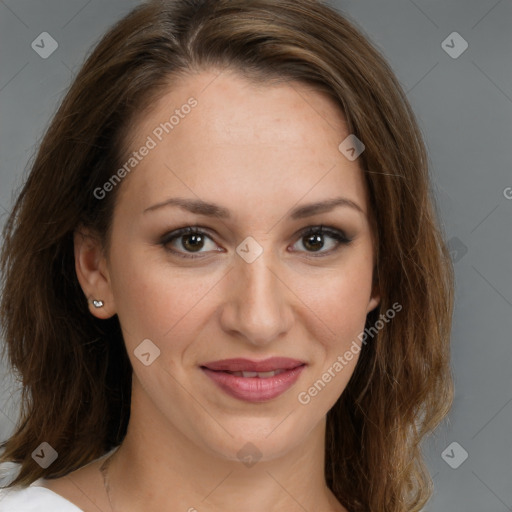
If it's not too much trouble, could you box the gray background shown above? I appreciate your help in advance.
[0,0,511,510]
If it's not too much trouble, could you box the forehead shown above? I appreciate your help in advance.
[115,69,368,220]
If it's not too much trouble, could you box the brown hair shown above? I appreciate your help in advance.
[0,1,454,511]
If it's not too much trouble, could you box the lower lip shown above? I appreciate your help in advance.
[201,365,306,402]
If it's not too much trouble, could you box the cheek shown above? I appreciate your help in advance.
[294,249,375,348]
[108,244,221,349]
[294,257,374,411]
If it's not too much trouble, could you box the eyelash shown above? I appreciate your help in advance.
[159,225,353,260]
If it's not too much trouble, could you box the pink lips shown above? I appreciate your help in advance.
[201,357,306,402]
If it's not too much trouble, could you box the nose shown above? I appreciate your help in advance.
[219,244,294,347]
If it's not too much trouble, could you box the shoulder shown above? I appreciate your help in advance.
[0,447,116,512]
[0,480,84,511]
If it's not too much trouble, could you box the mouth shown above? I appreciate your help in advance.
[212,369,288,378]
[200,357,306,402]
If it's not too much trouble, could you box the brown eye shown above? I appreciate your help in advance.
[181,232,205,252]
[160,227,219,259]
[292,225,352,256]
[303,232,325,252]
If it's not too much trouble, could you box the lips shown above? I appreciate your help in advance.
[201,357,304,373]
[200,357,306,402]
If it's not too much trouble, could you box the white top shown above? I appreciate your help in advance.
[0,478,83,511]
[0,447,118,511]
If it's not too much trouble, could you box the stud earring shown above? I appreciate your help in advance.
[92,299,104,308]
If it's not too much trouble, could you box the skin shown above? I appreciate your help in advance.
[41,69,379,512]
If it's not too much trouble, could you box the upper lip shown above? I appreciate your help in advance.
[201,357,305,372]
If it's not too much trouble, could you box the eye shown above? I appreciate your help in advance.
[160,226,220,259]
[291,225,353,256]
[160,224,353,260]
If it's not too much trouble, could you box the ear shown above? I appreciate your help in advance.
[366,271,380,314]
[74,226,116,319]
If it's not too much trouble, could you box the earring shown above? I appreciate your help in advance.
[92,299,104,308]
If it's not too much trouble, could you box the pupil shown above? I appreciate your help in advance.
[183,234,203,252]
[305,233,323,251]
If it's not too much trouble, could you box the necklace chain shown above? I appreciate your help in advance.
[99,450,117,512]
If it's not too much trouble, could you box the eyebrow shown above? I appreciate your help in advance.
[143,196,365,218]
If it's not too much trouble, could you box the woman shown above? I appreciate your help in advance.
[0,0,454,511]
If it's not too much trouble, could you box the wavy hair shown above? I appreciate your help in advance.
[0,1,454,511]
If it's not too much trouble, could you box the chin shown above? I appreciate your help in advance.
[195,414,316,465]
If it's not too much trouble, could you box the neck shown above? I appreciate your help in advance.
[101,384,345,512]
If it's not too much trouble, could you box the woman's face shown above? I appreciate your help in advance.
[82,69,379,461]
